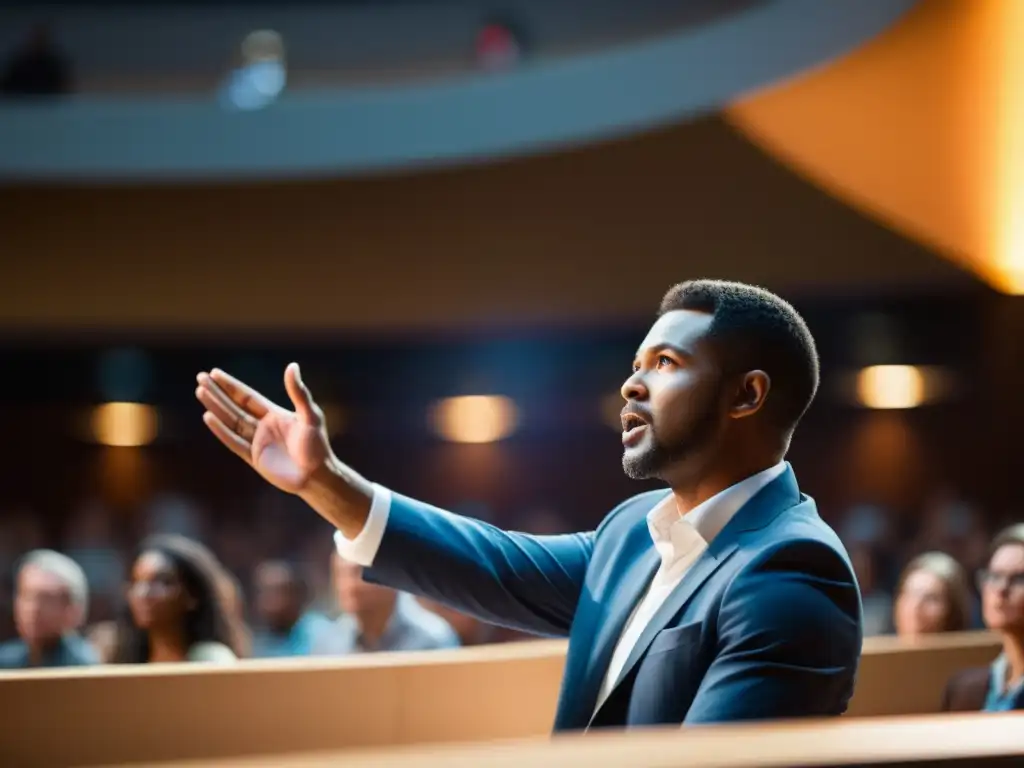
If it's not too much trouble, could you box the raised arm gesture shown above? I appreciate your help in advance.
[195,363,372,535]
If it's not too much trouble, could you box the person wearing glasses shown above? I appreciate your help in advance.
[942,524,1024,711]
[111,534,247,664]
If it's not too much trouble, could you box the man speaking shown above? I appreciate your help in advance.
[195,279,862,729]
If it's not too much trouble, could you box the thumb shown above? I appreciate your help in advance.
[284,363,322,426]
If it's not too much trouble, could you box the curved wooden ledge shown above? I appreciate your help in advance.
[0,632,1002,767]
[120,713,1024,768]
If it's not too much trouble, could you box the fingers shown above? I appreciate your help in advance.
[284,362,322,426]
[196,375,261,442]
[202,411,254,464]
[206,368,273,419]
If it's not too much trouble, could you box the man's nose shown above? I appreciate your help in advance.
[620,371,647,401]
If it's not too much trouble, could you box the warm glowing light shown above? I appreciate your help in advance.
[430,396,517,443]
[855,366,925,410]
[991,0,1024,293]
[90,403,158,447]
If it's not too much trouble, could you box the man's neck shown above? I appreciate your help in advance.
[669,459,780,516]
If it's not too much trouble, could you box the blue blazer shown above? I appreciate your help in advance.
[365,464,863,730]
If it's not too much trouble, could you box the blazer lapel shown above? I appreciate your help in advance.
[587,541,739,728]
[588,466,802,724]
[570,539,660,727]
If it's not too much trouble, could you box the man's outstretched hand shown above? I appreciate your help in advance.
[195,363,373,536]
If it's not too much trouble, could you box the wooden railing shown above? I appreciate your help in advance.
[114,713,1024,768]
[0,632,1002,767]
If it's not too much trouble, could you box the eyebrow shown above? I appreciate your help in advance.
[634,342,693,361]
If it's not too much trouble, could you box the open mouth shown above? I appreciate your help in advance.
[621,411,650,445]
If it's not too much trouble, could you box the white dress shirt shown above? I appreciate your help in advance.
[333,462,787,714]
[591,461,786,712]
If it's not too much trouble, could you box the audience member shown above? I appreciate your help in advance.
[112,534,247,663]
[893,551,971,639]
[85,620,118,663]
[63,500,125,623]
[849,545,894,636]
[943,524,1024,711]
[217,568,252,658]
[312,555,459,654]
[250,559,328,657]
[0,23,72,97]
[0,550,96,668]
[417,597,497,646]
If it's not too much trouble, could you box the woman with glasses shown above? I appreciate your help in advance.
[892,552,971,639]
[112,534,247,663]
[942,524,1024,711]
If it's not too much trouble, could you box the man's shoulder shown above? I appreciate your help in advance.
[720,502,856,599]
[755,500,850,561]
[596,488,670,535]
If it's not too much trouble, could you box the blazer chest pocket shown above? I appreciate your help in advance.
[629,621,706,722]
[646,620,702,658]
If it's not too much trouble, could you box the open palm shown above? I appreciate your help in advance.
[196,363,330,494]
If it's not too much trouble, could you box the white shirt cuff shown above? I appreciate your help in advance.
[332,483,392,568]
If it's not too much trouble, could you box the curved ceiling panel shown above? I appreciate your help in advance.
[0,0,916,180]
[728,0,1022,293]
[0,118,972,335]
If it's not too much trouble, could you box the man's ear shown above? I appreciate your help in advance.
[730,370,770,420]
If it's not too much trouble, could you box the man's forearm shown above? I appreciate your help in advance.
[300,456,374,539]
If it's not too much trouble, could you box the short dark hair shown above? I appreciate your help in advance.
[658,279,819,433]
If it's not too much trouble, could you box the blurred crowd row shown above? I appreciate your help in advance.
[0,489,537,668]
[0,481,1022,671]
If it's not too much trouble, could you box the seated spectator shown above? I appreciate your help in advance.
[250,559,328,657]
[111,534,247,663]
[0,23,72,97]
[63,500,125,623]
[943,524,1024,711]
[85,620,117,663]
[217,568,252,658]
[417,597,496,646]
[312,555,459,654]
[850,544,894,636]
[0,550,96,668]
[893,551,971,639]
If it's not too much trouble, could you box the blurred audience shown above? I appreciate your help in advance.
[63,500,125,624]
[311,556,459,654]
[417,597,499,646]
[0,478,1020,675]
[943,524,1024,711]
[0,550,95,668]
[111,534,246,663]
[217,568,252,658]
[250,559,329,657]
[893,552,971,640]
[0,23,73,98]
[849,544,894,637]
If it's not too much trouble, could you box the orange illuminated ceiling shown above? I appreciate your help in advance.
[727,0,1024,294]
